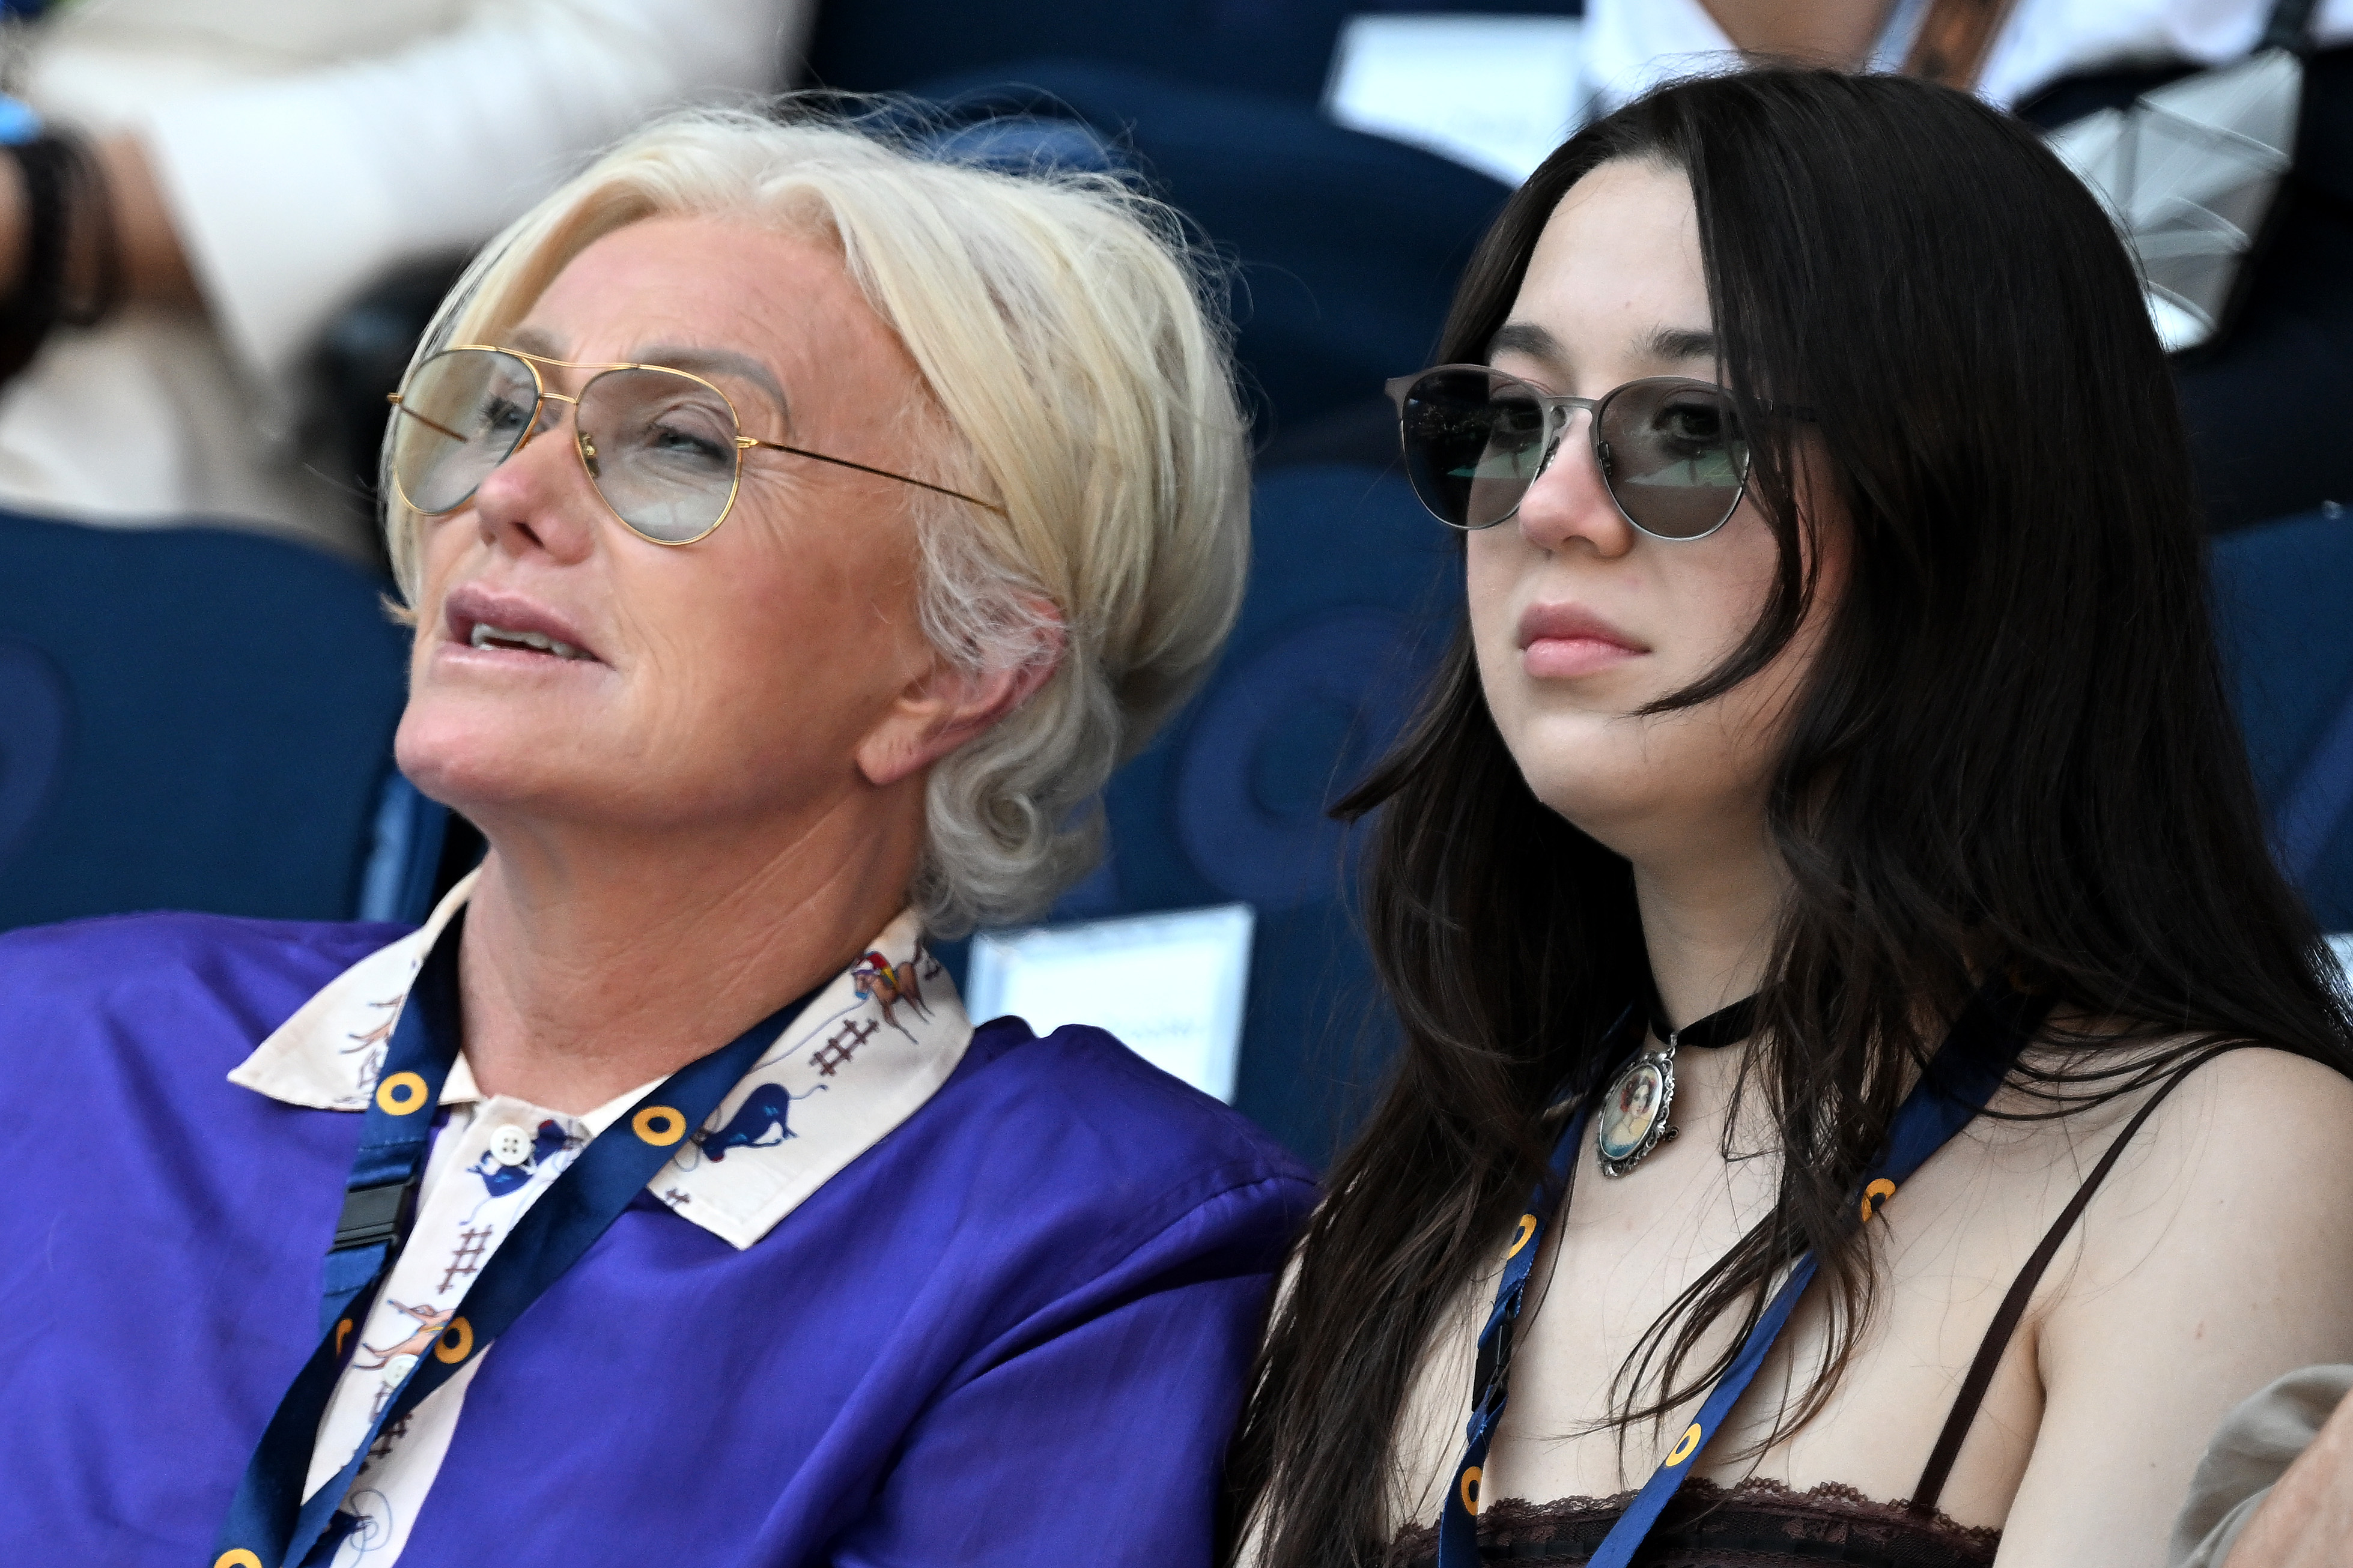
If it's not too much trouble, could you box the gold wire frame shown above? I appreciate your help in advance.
[386,344,1005,547]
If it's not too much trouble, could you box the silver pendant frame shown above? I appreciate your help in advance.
[1595,1044,1681,1178]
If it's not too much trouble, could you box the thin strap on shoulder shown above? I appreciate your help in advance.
[1908,1044,2242,1516]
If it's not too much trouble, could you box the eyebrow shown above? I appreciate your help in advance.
[1487,320,1566,370]
[1640,326,1719,365]
[505,324,562,358]
[632,344,792,426]
[1485,320,1721,376]
[492,330,793,427]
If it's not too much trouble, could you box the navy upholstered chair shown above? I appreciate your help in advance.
[900,65,1514,444]
[2211,504,2353,930]
[809,0,1580,110]
[940,464,1457,1165]
[805,0,1529,446]
[0,510,445,931]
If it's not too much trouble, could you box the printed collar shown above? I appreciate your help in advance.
[229,872,974,1250]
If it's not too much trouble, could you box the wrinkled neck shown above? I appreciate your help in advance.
[451,787,925,1112]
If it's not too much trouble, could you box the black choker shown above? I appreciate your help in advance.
[1644,990,1758,1053]
[1594,987,1761,1177]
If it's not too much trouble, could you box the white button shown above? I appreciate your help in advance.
[490,1125,533,1166]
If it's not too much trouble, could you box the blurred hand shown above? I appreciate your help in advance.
[97,135,201,309]
[2226,1388,2353,1568]
[0,151,23,298]
[0,133,199,309]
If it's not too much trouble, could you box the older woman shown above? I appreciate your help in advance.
[0,109,1308,1567]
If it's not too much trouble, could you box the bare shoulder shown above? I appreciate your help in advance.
[2105,1043,2353,1204]
[2041,1041,2353,1337]
[1984,1040,2353,1191]
[1999,1044,2353,1556]
[1931,1043,2353,1563]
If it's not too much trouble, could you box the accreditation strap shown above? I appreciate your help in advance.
[211,919,818,1568]
[1435,981,2048,1568]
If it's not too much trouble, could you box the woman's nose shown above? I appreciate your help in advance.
[1512,409,1636,558]
[466,401,599,561]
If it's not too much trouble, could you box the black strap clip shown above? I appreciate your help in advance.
[330,1178,418,1253]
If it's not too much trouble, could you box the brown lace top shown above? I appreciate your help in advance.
[1385,1479,1998,1567]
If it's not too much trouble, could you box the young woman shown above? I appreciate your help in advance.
[1225,68,2353,1568]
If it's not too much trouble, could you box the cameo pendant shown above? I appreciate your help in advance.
[1595,1043,1680,1178]
[1595,992,1756,1176]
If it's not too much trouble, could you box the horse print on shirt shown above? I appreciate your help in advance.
[852,947,937,1041]
[351,1301,454,1370]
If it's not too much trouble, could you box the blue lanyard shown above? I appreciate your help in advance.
[1436,982,2045,1568]
[213,918,819,1568]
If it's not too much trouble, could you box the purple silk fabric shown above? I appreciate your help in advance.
[0,913,1316,1566]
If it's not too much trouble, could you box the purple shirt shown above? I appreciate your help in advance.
[0,912,1314,1566]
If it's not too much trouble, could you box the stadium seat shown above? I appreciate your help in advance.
[900,65,1514,441]
[940,464,1457,1165]
[2209,504,2353,929]
[0,509,440,931]
[808,0,1581,109]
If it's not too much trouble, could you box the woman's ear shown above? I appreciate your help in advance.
[853,607,1064,789]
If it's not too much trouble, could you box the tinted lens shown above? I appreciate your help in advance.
[575,368,742,543]
[1595,380,1748,540]
[1397,367,1553,529]
[389,348,539,514]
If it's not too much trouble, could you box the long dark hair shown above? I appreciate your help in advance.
[1225,68,2353,1567]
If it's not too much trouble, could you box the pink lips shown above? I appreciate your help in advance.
[1517,601,1647,679]
[440,581,605,670]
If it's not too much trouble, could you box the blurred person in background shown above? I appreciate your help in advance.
[2173,1363,2353,1564]
[0,106,1308,1566]
[0,0,804,561]
[1578,0,2352,115]
[1574,0,2353,532]
[1224,68,2353,1568]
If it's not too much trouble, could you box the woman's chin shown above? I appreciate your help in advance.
[1511,760,1678,861]
[394,710,586,820]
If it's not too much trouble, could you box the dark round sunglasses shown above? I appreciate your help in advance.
[1386,365,1754,540]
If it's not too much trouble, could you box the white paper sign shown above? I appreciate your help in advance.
[1323,13,1585,186]
[965,904,1257,1103]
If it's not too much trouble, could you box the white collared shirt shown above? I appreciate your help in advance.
[229,873,973,1563]
[1576,0,2353,122]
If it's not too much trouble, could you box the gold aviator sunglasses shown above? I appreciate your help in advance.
[387,345,1005,546]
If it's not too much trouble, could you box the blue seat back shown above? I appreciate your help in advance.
[808,0,1582,108]
[0,510,414,929]
[903,65,1513,438]
[941,465,1457,1164]
[2210,506,2353,928]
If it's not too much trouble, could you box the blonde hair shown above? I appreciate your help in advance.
[385,103,1251,936]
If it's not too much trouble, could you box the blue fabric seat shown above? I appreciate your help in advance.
[809,0,1580,109]
[939,465,1456,1165]
[0,509,437,930]
[1081,465,1458,1163]
[2211,504,2353,929]
[902,64,1514,441]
